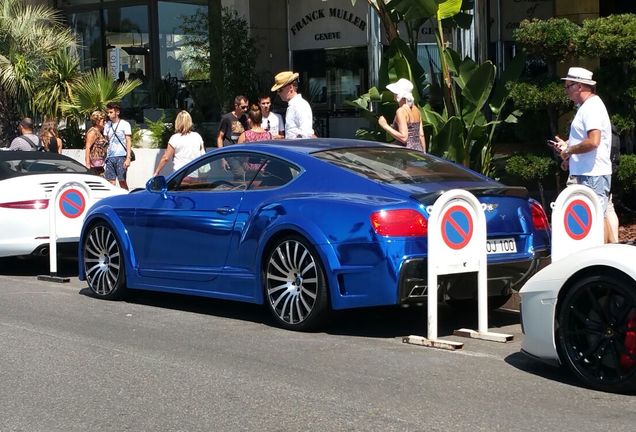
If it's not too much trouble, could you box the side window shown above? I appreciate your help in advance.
[248,158,300,190]
[167,152,267,192]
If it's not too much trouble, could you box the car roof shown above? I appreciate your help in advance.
[235,138,398,154]
[0,150,76,161]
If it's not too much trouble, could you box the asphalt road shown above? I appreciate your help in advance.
[0,257,634,432]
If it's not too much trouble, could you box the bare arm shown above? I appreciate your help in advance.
[560,129,601,159]
[124,134,132,168]
[237,132,246,144]
[153,144,175,176]
[419,121,426,152]
[84,129,97,167]
[217,130,225,148]
[378,108,409,143]
[56,137,63,153]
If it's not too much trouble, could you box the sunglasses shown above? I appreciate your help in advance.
[565,83,578,90]
[239,105,249,110]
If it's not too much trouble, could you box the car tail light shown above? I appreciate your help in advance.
[620,312,636,371]
[530,201,549,230]
[0,199,49,209]
[370,209,427,237]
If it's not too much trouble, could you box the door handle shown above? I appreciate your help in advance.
[215,206,235,215]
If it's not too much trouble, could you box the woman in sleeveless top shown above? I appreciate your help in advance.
[378,78,426,152]
[84,111,108,175]
[153,110,205,176]
[238,105,273,143]
[40,121,63,153]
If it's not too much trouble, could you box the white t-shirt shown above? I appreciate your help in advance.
[567,95,612,176]
[285,94,314,139]
[169,131,205,171]
[105,119,132,158]
[262,112,284,136]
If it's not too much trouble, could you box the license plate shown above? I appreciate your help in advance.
[486,238,517,254]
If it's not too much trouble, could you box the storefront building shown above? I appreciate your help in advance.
[50,0,635,138]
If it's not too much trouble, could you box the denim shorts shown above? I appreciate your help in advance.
[569,174,611,214]
[104,156,127,181]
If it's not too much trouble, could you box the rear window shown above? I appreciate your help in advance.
[0,156,88,180]
[312,147,484,184]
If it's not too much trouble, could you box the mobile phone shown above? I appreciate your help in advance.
[546,139,557,147]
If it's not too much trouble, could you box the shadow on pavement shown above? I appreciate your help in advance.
[504,352,590,391]
[0,256,79,278]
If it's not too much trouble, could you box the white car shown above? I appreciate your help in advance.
[520,244,636,393]
[0,151,126,258]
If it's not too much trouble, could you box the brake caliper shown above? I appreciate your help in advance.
[620,311,636,371]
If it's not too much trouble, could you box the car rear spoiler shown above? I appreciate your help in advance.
[411,186,529,206]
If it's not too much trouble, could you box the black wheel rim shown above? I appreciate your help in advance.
[83,224,122,296]
[561,278,636,387]
[266,239,319,326]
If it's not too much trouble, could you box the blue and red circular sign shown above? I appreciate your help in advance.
[58,188,86,219]
[441,205,474,250]
[563,199,592,240]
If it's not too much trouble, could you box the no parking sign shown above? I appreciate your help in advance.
[403,189,512,350]
[58,188,87,219]
[551,185,604,262]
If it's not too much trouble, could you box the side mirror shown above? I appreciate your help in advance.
[146,175,168,199]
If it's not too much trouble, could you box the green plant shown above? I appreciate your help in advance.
[0,0,76,142]
[61,68,140,121]
[145,114,173,148]
[505,154,556,208]
[617,154,636,195]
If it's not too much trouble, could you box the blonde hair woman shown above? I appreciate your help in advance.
[84,111,108,174]
[153,110,205,176]
[378,78,426,152]
[40,121,63,153]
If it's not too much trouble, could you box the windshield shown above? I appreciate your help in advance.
[0,156,89,180]
[312,147,485,184]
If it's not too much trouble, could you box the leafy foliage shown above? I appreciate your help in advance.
[178,7,259,112]
[617,154,636,195]
[505,154,556,207]
[513,18,581,62]
[144,113,173,148]
[578,14,636,59]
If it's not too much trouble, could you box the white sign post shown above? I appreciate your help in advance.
[550,185,604,262]
[37,180,91,283]
[403,189,513,350]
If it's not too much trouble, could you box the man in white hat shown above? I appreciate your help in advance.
[271,71,315,139]
[552,66,615,241]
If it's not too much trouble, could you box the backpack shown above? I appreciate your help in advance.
[20,135,43,151]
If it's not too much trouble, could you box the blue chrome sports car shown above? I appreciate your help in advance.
[78,139,550,330]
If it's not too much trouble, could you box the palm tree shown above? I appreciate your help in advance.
[0,0,76,143]
[61,68,141,119]
[35,50,83,122]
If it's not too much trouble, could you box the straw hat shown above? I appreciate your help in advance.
[561,67,596,86]
[271,71,299,92]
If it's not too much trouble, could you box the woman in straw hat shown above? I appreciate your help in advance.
[378,78,426,152]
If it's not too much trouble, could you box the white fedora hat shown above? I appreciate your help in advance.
[561,67,596,86]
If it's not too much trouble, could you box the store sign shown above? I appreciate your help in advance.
[489,0,553,41]
[289,0,369,50]
[108,47,121,80]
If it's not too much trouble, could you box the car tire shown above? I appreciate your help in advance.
[557,272,636,393]
[263,235,329,331]
[83,222,127,300]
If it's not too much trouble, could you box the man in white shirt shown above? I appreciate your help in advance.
[104,102,133,190]
[271,71,316,139]
[258,95,284,139]
[553,67,614,239]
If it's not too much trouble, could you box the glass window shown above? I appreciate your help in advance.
[67,10,103,71]
[158,1,209,80]
[292,47,368,111]
[167,152,299,192]
[313,147,485,184]
[104,5,151,108]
